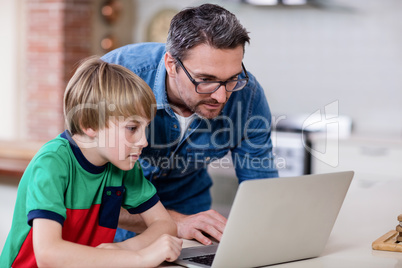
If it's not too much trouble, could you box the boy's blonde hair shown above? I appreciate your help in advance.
[64,56,156,135]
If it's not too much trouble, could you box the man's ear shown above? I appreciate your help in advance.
[164,52,177,78]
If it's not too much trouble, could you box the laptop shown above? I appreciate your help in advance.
[175,171,354,268]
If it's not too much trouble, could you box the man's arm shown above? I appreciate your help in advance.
[232,74,279,181]
[117,207,227,246]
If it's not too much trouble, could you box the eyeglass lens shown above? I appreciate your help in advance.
[196,79,247,94]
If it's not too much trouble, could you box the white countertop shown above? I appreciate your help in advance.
[269,176,402,267]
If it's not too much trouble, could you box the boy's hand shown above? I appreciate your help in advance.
[169,209,227,245]
[138,234,183,266]
[97,234,182,266]
[96,243,122,250]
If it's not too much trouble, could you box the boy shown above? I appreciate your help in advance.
[0,57,182,267]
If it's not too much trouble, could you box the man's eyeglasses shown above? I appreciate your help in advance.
[175,58,249,94]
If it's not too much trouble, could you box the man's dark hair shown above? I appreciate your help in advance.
[166,4,250,61]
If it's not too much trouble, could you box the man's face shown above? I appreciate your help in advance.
[166,44,244,119]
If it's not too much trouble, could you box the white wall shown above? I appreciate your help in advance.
[0,177,19,252]
[132,0,402,138]
[0,0,22,140]
[1,0,401,139]
[236,0,402,136]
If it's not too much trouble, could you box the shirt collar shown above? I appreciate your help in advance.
[60,130,107,174]
[154,55,176,117]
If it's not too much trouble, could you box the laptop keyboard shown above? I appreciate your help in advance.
[184,254,215,266]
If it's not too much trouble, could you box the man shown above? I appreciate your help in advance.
[102,3,278,246]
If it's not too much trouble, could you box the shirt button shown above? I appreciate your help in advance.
[162,173,167,177]
[153,175,158,180]
[173,124,178,128]
[205,156,210,161]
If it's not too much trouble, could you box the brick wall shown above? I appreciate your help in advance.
[25,0,92,141]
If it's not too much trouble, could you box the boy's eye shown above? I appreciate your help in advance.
[126,126,138,132]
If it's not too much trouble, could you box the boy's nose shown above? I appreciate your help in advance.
[137,130,148,148]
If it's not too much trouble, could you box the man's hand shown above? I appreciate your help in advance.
[168,209,227,245]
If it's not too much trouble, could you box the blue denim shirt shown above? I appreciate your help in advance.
[102,43,278,214]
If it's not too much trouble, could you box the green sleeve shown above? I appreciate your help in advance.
[121,161,158,213]
[25,150,69,222]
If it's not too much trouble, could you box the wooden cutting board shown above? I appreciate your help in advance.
[372,230,402,252]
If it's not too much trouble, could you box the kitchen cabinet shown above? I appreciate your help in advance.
[311,135,402,182]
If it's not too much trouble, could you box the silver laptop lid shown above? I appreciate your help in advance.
[212,171,354,267]
[175,171,354,268]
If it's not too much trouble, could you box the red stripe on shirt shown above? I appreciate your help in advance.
[12,205,116,267]
[62,204,116,246]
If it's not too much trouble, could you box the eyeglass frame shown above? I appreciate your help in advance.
[175,58,249,94]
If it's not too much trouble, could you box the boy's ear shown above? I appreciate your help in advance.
[164,52,177,78]
[82,127,97,138]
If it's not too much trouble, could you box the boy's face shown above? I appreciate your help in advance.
[97,116,149,171]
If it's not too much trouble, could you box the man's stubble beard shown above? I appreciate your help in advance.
[192,99,227,119]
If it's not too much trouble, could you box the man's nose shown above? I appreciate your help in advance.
[210,85,227,103]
